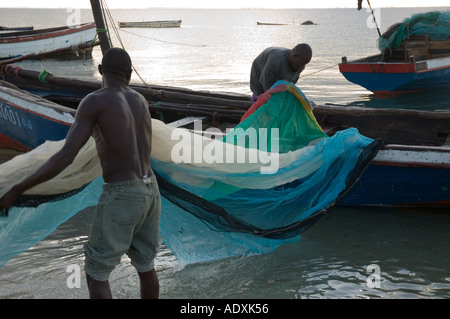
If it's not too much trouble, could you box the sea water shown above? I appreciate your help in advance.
[0,7,449,299]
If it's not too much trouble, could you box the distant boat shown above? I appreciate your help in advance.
[118,20,182,28]
[0,23,98,61]
[257,20,317,26]
[257,22,289,26]
[0,26,33,31]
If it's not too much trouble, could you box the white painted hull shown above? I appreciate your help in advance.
[0,23,96,59]
[118,20,182,28]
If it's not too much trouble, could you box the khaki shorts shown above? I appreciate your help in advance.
[84,175,161,281]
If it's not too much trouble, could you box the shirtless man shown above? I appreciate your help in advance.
[0,48,161,299]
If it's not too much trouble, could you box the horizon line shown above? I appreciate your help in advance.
[1,5,448,9]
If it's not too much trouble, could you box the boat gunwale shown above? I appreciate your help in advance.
[0,23,96,44]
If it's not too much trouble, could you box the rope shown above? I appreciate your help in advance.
[118,28,207,47]
[299,63,339,78]
[100,0,150,87]
[98,0,206,88]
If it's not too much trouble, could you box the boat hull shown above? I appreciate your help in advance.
[339,56,450,94]
[0,23,96,59]
[0,85,73,151]
[340,146,450,206]
[118,20,182,28]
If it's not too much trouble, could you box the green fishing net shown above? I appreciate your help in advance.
[378,10,450,52]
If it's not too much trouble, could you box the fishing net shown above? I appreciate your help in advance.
[151,81,379,265]
[230,81,328,152]
[0,82,379,267]
[378,10,450,52]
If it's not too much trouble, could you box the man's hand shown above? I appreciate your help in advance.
[0,187,20,217]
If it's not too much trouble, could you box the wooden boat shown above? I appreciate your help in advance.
[314,104,450,206]
[118,20,182,28]
[0,66,249,152]
[257,22,289,26]
[339,11,450,95]
[0,23,98,61]
[339,44,450,95]
[257,20,316,26]
[1,67,449,207]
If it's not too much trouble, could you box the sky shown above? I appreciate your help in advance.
[2,0,449,9]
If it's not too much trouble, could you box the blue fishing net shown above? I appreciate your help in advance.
[151,82,379,265]
[0,179,102,268]
[0,82,379,267]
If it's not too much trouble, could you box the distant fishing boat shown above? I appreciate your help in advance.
[339,11,450,95]
[118,20,182,28]
[257,20,316,26]
[257,22,289,26]
[0,22,98,61]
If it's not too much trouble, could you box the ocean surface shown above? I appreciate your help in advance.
[0,7,450,299]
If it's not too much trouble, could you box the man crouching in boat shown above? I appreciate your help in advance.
[0,48,161,299]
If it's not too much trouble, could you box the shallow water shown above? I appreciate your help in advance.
[1,206,449,299]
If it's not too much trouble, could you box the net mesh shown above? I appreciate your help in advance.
[378,10,450,52]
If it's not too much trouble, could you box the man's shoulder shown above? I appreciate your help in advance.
[255,47,288,66]
[266,47,289,59]
[78,88,114,111]
[265,46,288,52]
[262,48,289,70]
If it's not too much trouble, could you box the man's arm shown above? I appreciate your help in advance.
[0,95,99,210]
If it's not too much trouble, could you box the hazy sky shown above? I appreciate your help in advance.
[2,0,449,9]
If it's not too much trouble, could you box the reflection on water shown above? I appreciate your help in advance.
[350,88,450,111]
[1,206,449,299]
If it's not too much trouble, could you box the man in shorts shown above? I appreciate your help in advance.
[249,43,312,103]
[0,48,161,299]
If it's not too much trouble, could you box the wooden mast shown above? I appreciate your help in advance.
[90,0,111,54]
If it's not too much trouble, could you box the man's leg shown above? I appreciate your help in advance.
[86,274,113,299]
[138,269,159,299]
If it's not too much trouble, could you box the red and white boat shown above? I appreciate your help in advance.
[339,50,450,95]
[340,10,450,95]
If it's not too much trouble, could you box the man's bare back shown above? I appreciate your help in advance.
[82,85,153,183]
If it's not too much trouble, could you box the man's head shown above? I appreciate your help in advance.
[288,43,312,73]
[98,47,132,82]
